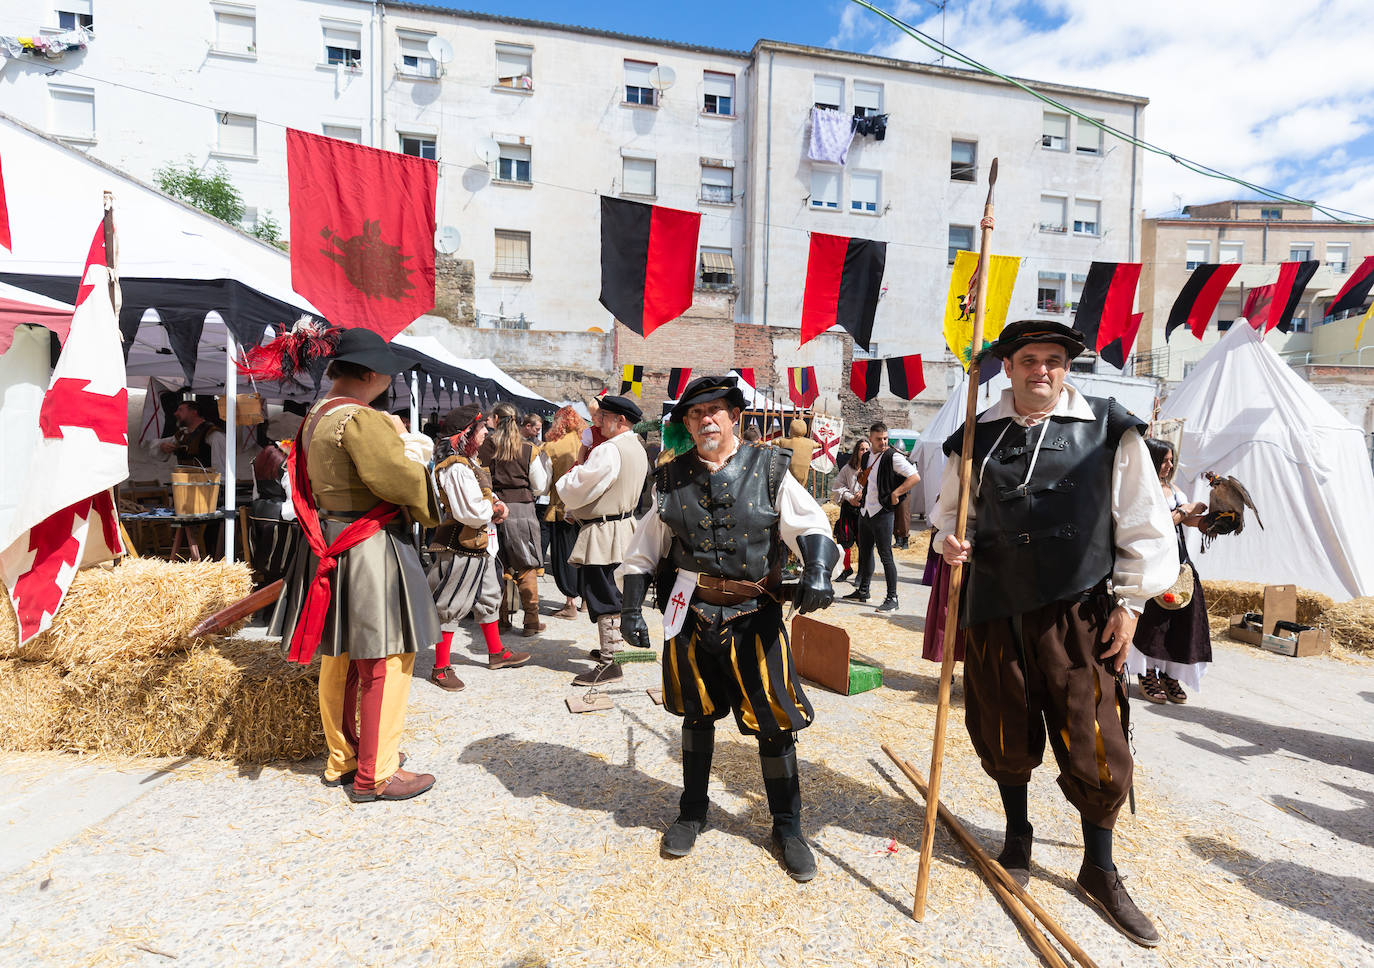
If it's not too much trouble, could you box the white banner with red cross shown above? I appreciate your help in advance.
[809,414,844,474]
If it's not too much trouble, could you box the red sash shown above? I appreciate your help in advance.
[286,398,400,664]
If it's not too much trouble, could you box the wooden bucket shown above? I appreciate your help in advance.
[171,466,221,515]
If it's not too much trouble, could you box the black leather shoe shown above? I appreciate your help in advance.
[1077,859,1161,947]
[835,568,853,584]
[997,827,1034,888]
[772,829,817,882]
[662,817,706,857]
[875,597,899,612]
[842,588,869,602]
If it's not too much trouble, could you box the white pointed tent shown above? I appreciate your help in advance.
[1160,321,1374,601]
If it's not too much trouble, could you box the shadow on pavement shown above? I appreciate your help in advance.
[1166,703,1374,775]
[1269,783,1374,848]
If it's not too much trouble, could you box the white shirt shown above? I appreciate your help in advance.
[863,447,918,517]
[931,382,1177,613]
[434,458,499,557]
[556,432,624,514]
[831,462,861,505]
[148,424,227,473]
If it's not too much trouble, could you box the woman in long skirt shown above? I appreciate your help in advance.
[480,402,549,636]
[829,439,869,583]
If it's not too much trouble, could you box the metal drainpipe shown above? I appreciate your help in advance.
[378,3,387,149]
[1128,104,1138,263]
[368,1,377,145]
[762,50,774,328]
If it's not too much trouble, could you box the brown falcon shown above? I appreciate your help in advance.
[1199,471,1264,551]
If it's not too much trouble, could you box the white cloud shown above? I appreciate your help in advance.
[841,0,1374,219]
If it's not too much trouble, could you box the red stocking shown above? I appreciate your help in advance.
[434,630,454,670]
[480,622,503,655]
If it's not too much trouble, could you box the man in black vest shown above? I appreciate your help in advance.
[935,320,1176,947]
[843,421,919,612]
[619,376,839,882]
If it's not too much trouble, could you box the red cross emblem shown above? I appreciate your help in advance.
[669,590,687,623]
[38,378,129,445]
[815,433,839,466]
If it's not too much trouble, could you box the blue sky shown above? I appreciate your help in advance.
[443,1,1374,220]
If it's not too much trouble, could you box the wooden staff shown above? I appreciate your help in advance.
[914,156,999,920]
[884,745,1097,968]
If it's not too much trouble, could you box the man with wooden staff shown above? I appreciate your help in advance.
[934,319,1176,947]
[618,375,838,882]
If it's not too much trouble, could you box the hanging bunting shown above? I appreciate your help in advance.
[619,363,643,397]
[0,151,10,252]
[942,250,1020,369]
[1099,313,1144,370]
[1073,261,1142,360]
[1261,260,1320,333]
[885,355,925,400]
[1165,263,1241,341]
[598,196,700,337]
[787,366,818,408]
[737,367,756,388]
[799,233,886,350]
[666,367,692,399]
[1326,255,1374,319]
[849,358,881,401]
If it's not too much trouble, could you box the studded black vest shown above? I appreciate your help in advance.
[943,395,1144,626]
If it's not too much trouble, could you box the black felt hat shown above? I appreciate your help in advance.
[986,320,1086,360]
[332,327,411,375]
[669,375,747,422]
[598,394,643,423]
[441,404,484,436]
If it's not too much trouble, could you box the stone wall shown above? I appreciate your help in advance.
[433,256,476,327]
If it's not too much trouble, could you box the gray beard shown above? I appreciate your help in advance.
[698,435,721,454]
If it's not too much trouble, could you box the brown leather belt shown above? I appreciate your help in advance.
[693,573,780,607]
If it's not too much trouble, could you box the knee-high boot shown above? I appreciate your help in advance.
[662,724,714,857]
[517,569,545,636]
[760,735,816,881]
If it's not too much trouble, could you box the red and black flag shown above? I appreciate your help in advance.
[1242,284,1273,328]
[799,232,886,350]
[787,366,818,408]
[1165,263,1240,341]
[885,354,924,400]
[1100,313,1144,370]
[1325,255,1374,318]
[1259,260,1320,333]
[598,196,700,337]
[737,367,756,387]
[0,151,10,251]
[667,367,692,399]
[287,129,437,340]
[1073,262,1142,366]
[849,358,881,401]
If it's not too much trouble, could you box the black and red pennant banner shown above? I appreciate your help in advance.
[1243,284,1274,326]
[885,355,924,400]
[598,196,701,337]
[1325,255,1374,318]
[799,233,886,351]
[737,367,756,388]
[1262,260,1320,333]
[667,367,692,399]
[1100,313,1144,370]
[849,358,881,401]
[1074,261,1142,369]
[1165,263,1241,341]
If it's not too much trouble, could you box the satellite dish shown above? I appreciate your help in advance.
[474,137,501,165]
[435,226,461,255]
[648,65,676,92]
[427,36,454,65]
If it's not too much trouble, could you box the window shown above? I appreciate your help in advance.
[700,164,733,204]
[1219,241,1244,264]
[400,134,435,159]
[1069,273,1086,314]
[1076,117,1103,155]
[1039,195,1067,233]
[497,143,531,184]
[1185,241,1210,270]
[850,170,879,214]
[398,32,437,78]
[1260,207,1282,220]
[853,81,883,119]
[48,84,94,140]
[813,75,843,111]
[495,43,533,89]
[213,7,256,56]
[624,60,656,106]
[493,230,531,277]
[1292,315,1308,333]
[57,1,92,30]
[948,225,973,264]
[1042,112,1068,150]
[1327,243,1350,272]
[322,123,362,143]
[622,157,656,197]
[703,71,734,116]
[1072,199,1100,236]
[809,168,839,210]
[700,248,735,288]
[215,111,256,157]
[1216,300,1240,330]
[1037,273,1066,313]
[323,22,361,67]
[1289,244,1313,262]
[951,140,976,182]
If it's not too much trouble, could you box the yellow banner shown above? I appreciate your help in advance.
[1355,301,1374,350]
[943,250,1021,370]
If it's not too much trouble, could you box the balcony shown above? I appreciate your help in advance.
[1039,222,1067,234]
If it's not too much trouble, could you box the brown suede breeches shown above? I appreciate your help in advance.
[963,597,1133,828]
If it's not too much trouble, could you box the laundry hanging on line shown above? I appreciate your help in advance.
[808,107,856,165]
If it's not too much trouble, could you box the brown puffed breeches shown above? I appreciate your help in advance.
[963,597,1133,828]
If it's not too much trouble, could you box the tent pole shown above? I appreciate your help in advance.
[223,335,237,563]
[410,371,420,433]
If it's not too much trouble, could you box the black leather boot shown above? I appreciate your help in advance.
[761,737,816,882]
[662,725,714,857]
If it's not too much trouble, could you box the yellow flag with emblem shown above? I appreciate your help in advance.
[1355,301,1374,349]
[943,250,1021,370]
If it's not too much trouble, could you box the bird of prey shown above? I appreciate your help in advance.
[1199,471,1264,551]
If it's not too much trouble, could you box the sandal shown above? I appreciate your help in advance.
[1160,674,1187,704]
[1138,672,1167,704]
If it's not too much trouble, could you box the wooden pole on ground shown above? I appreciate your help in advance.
[913,157,999,921]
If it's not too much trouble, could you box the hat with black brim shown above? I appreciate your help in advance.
[332,327,411,375]
[984,319,1086,361]
[669,375,747,422]
[598,394,643,423]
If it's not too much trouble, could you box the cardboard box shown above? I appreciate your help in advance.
[1226,583,1329,657]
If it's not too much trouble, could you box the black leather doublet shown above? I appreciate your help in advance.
[944,395,1144,626]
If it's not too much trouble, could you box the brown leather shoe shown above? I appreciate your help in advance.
[326,752,406,788]
[1076,859,1161,947]
[429,666,465,692]
[552,605,579,620]
[521,621,546,637]
[348,767,435,803]
[996,827,1034,888]
[489,647,531,670]
[572,660,623,687]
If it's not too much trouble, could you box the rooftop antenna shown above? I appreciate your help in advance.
[913,0,949,65]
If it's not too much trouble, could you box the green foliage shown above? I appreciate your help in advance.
[153,157,244,225]
[251,209,283,247]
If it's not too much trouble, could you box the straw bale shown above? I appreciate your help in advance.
[0,558,253,669]
[1200,579,1332,625]
[1318,597,1374,655]
[821,501,841,527]
[0,637,323,762]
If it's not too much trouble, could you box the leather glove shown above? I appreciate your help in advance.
[620,572,652,650]
[794,533,839,614]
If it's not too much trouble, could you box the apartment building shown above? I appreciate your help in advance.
[1139,201,1374,380]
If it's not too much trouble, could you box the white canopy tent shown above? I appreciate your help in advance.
[392,332,556,417]
[1160,321,1374,601]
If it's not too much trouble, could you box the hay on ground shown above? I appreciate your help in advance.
[1318,597,1374,655]
[1200,579,1332,625]
[0,558,253,669]
[0,637,323,762]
